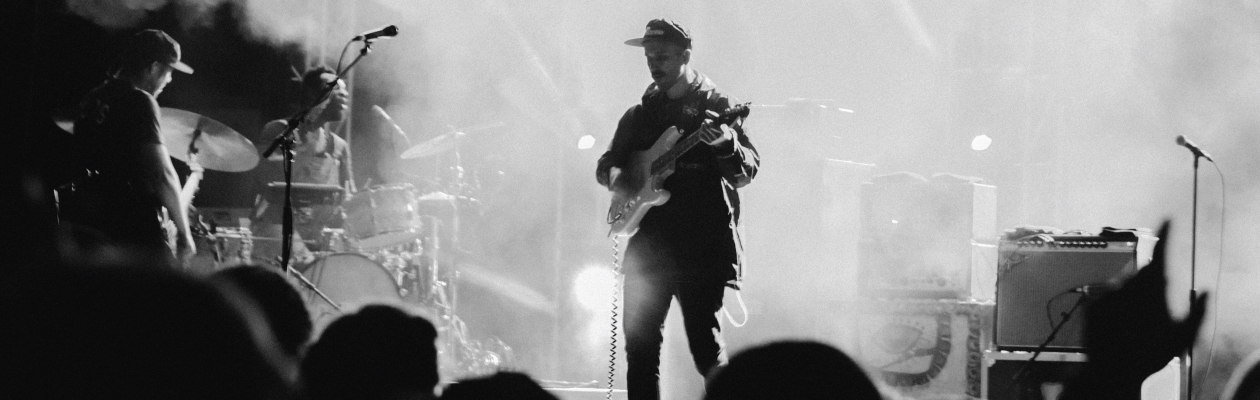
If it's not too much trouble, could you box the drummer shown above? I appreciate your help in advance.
[252,66,353,265]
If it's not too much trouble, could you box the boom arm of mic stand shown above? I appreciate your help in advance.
[262,40,374,159]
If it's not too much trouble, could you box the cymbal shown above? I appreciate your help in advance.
[262,182,343,206]
[400,130,465,159]
[398,121,503,160]
[160,108,259,172]
[265,182,344,194]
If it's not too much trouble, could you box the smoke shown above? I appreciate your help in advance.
[64,0,321,47]
[233,0,322,46]
[58,0,1260,395]
[65,0,171,29]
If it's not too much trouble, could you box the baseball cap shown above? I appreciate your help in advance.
[624,19,692,48]
[121,29,194,74]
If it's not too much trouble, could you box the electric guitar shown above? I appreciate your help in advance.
[605,103,750,237]
[165,161,210,251]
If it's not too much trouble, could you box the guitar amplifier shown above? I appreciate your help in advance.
[994,235,1139,351]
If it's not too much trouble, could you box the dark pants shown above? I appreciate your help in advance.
[623,274,728,400]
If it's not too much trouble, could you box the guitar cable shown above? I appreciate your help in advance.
[607,236,624,400]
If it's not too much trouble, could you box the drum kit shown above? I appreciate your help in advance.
[68,107,511,377]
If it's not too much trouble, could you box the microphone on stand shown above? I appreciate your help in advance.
[1176,135,1214,162]
[354,25,399,41]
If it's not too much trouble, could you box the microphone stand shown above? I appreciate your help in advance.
[261,37,379,311]
[1183,154,1202,400]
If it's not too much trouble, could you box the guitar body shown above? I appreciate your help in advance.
[604,103,750,238]
[607,126,681,237]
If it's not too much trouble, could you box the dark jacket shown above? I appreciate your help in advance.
[596,72,759,283]
[61,78,165,241]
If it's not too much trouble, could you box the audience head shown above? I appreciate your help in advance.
[439,371,558,400]
[301,304,440,400]
[704,340,881,400]
[210,265,313,359]
[4,266,291,399]
[1222,349,1260,400]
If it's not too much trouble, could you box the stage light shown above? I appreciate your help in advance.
[971,134,992,151]
[574,265,616,311]
[577,135,596,150]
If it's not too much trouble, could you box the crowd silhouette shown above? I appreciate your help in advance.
[4,220,1257,400]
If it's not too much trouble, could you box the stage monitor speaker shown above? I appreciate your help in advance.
[994,236,1137,351]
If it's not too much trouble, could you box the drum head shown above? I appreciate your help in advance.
[301,253,401,330]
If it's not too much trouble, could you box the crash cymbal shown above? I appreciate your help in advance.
[161,108,259,172]
[457,121,505,133]
[400,130,465,159]
[398,121,503,160]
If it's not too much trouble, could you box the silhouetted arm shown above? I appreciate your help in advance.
[1060,221,1208,400]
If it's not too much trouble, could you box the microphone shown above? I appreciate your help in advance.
[1175,135,1214,162]
[354,25,398,41]
[1071,283,1122,296]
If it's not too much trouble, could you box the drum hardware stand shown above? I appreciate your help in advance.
[262,35,378,307]
[285,264,342,311]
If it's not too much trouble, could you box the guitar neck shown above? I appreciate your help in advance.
[650,133,707,175]
[181,171,203,208]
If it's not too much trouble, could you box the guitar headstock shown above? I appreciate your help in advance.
[714,103,751,125]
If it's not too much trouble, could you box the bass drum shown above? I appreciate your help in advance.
[301,253,402,330]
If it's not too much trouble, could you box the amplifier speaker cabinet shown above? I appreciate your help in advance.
[994,236,1138,351]
[859,179,996,299]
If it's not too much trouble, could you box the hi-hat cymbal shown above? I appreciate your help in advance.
[400,130,465,159]
[161,108,259,172]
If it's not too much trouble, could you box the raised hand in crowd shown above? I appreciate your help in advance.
[1061,221,1209,400]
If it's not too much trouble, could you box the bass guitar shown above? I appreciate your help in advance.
[606,103,750,237]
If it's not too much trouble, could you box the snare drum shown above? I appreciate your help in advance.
[342,185,422,249]
[302,253,402,330]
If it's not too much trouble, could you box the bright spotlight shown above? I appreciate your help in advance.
[577,135,596,150]
[971,134,992,151]
[574,266,616,311]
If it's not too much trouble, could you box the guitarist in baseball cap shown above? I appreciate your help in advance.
[596,18,760,400]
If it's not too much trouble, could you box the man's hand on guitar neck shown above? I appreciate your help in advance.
[698,119,735,151]
[697,109,735,150]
